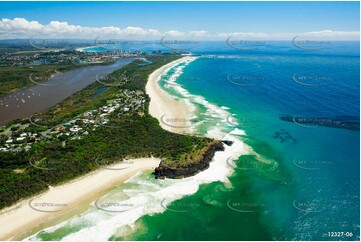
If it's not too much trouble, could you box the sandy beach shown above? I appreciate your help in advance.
[0,57,193,241]
[146,56,194,134]
[0,158,160,240]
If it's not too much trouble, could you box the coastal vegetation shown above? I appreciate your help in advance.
[0,54,214,210]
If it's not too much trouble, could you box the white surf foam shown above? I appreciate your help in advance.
[25,135,247,241]
[230,128,246,136]
[24,56,252,241]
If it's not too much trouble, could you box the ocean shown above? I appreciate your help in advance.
[25,41,360,241]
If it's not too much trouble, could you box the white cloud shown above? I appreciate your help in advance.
[122,26,147,36]
[0,18,359,40]
[148,29,162,36]
[189,30,209,37]
[0,18,43,31]
[0,18,160,39]
[164,30,185,37]
[301,30,360,39]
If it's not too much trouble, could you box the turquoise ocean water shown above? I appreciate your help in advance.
[25,42,359,241]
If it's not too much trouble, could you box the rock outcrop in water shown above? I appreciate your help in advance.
[279,115,360,131]
[154,140,232,179]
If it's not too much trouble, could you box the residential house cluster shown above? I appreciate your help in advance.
[0,90,146,153]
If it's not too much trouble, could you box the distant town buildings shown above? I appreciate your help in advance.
[0,50,142,67]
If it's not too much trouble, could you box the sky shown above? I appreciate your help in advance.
[0,1,359,40]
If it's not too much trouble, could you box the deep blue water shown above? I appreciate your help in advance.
[125,41,360,240]
[171,42,360,240]
[29,41,359,241]
[84,40,359,57]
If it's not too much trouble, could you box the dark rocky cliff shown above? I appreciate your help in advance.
[154,140,233,179]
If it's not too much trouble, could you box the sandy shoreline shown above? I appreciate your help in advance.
[0,158,160,240]
[146,56,194,134]
[0,56,193,241]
